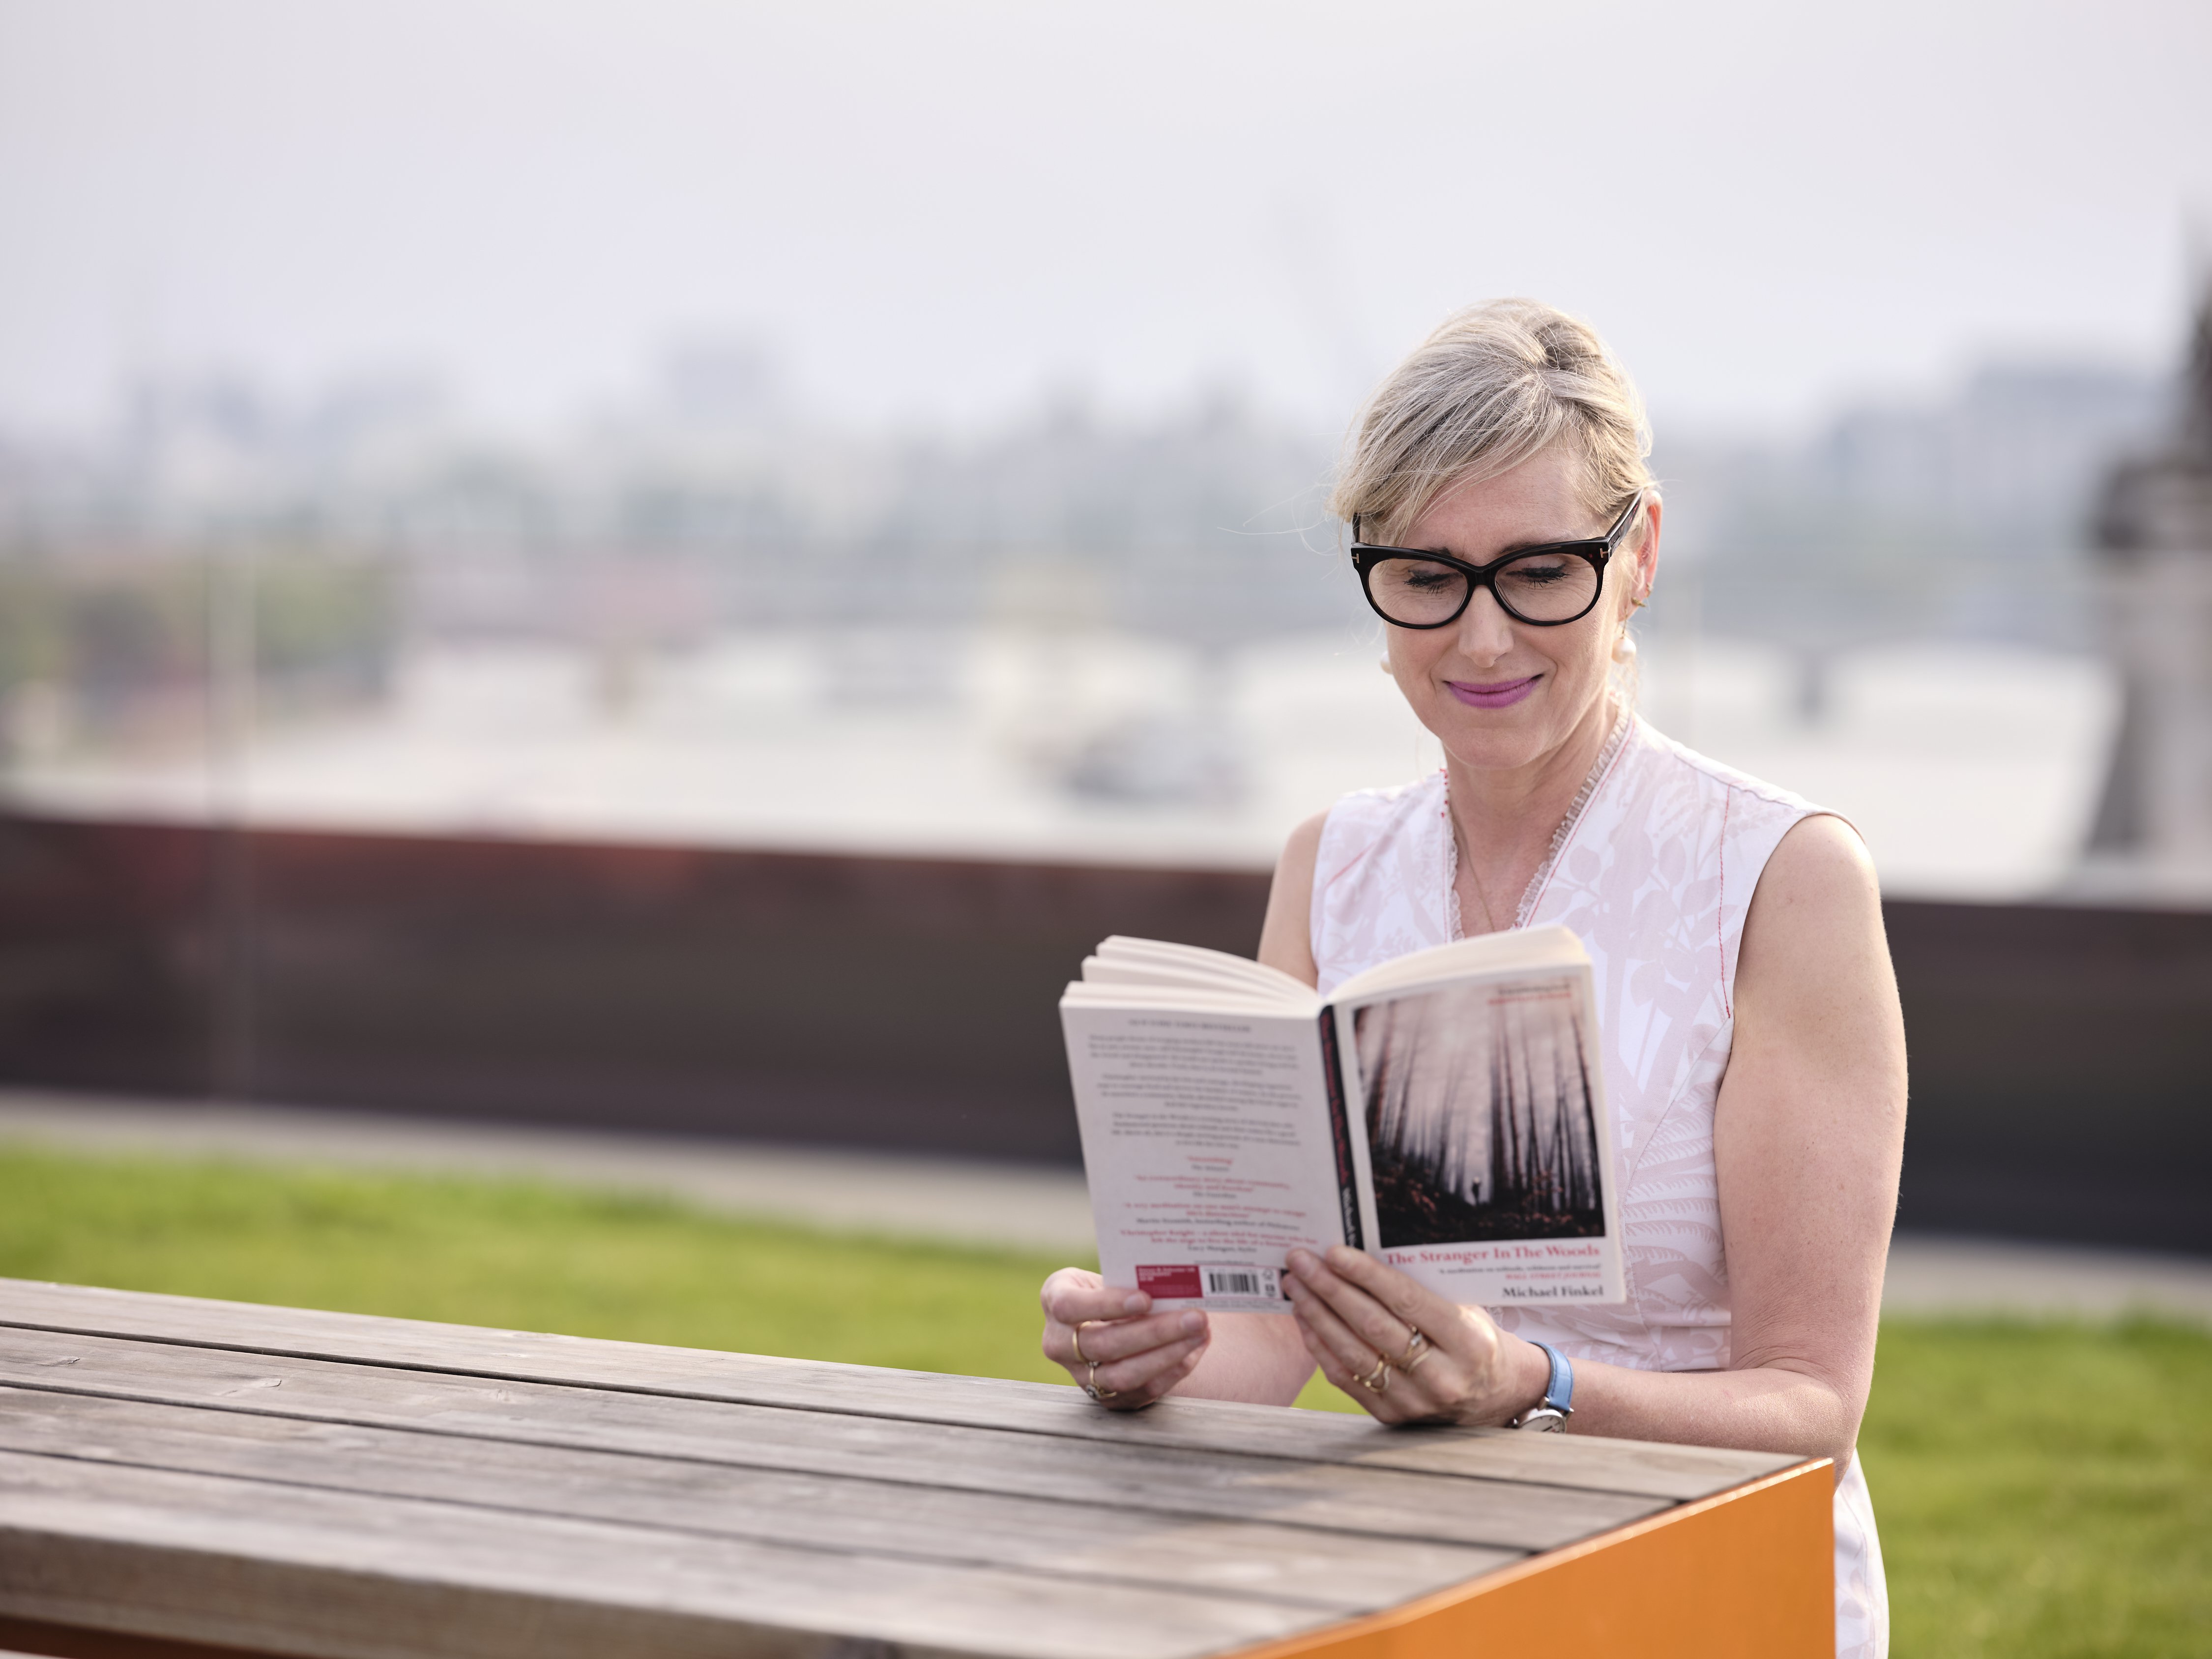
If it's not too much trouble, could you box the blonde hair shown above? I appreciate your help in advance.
[1328,298,1657,544]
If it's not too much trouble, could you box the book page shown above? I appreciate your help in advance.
[1061,1001,1349,1313]
[1331,954,1627,1307]
[1092,935,1312,998]
[1330,923,1589,1003]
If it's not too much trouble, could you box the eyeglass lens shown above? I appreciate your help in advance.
[1366,551,1600,627]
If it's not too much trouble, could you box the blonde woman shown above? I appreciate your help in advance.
[1039,299,1906,1658]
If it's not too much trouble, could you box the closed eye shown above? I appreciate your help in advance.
[1501,558,1573,586]
[1399,564,1461,591]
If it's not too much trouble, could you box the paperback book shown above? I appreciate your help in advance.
[1060,927,1625,1312]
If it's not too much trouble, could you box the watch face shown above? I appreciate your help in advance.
[1514,1407,1567,1433]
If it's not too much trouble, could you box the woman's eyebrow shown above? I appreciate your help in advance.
[1430,530,1589,561]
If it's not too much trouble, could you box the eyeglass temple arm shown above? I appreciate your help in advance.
[1607,490,1647,546]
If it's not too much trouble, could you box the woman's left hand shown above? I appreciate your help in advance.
[1284,1245,1546,1426]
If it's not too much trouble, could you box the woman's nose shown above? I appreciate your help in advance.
[1455,587,1517,659]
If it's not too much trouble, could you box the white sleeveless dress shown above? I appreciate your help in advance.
[1310,712,1888,1659]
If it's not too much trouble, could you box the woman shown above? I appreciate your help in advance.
[1037,299,1906,1658]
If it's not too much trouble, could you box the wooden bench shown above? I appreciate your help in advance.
[0,1280,1831,1658]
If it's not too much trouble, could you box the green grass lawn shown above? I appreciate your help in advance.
[1,1143,2206,1657]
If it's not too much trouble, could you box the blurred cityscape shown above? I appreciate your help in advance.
[0,329,2184,896]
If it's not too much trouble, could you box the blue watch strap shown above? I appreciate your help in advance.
[1532,1341,1575,1415]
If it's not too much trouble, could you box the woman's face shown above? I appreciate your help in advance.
[1379,444,1659,777]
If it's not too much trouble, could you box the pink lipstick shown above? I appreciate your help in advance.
[1446,675,1538,709]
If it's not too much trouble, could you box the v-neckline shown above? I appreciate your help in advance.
[1443,701,1633,941]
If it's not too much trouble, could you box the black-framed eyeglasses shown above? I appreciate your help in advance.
[1349,491,1644,629]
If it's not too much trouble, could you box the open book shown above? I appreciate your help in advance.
[1061,927,1625,1312]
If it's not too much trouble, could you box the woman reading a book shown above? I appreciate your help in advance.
[1038,299,1907,1658]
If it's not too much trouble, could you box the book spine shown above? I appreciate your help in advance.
[1317,1007,1363,1251]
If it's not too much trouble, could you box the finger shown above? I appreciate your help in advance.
[1289,1256,1479,1423]
[1319,1247,1472,1352]
[1287,1249,1424,1363]
[1042,1273,1153,1325]
[1291,1310,1362,1394]
[1287,1275,1428,1422]
[1296,1248,1474,1374]
[1359,1340,1458,1420]
[1289,1307,1413,1424]
[1101,1342,1207,1412]
[1090,1331,1208,1400]
[1046,1309,1206,1368]
[1287,1274,1388,1381]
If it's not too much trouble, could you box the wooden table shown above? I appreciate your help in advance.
[0,1280,1832,1659]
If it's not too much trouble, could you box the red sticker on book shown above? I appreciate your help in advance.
[1135,1264,1204,1299]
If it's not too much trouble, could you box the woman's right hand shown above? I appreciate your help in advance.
[1040,1268,1209,1410]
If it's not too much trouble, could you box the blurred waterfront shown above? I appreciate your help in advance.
[0,628,2124,898]
[0,347,2166,897]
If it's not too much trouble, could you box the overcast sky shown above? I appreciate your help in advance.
[1,0,2207,440]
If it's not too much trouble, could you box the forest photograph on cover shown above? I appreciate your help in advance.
[1353,980,1605,1246]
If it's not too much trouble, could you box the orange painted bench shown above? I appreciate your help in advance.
[0,1280,1829,1659]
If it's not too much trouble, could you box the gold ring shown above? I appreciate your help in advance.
[1398,1329,1432,1371]
[1071,1322,1095,1367]
[1358,1354,1391,1393]
[1088,1361,1118,1401]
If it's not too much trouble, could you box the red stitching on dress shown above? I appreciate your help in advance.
[1320,838,1379,893]
[1717,790,1732,1019]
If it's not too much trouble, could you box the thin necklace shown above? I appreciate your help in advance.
[1459,832,1503,934]
[1467,868,1502,934]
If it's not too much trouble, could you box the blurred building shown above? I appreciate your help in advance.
[1653,357,2168,655]
[2084,286,2212,892]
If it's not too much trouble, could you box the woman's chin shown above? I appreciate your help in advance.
[1438,730,1554,775]
[1424,704,1555,769]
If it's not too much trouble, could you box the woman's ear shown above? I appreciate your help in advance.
[1632,495,1663,606]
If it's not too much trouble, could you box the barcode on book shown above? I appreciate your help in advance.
[1202,1265,1281,1300]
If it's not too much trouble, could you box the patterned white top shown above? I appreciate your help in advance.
[1310,712,1888,1659]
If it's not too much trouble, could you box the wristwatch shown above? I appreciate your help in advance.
[1511,1341,1574,1432]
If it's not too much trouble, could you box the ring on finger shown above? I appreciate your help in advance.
[1071,1321,1096,1367]
[1397,1329,1433,1372]
[1086,1361,1119,1401]
[1357,1354,1392,1393]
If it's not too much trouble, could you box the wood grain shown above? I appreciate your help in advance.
[0,1387,1519,1614]
[0,1450,1330,1659]
[0,1332,1663,1552]
[0,1617,283,1659]
[0,1280,1791,1498]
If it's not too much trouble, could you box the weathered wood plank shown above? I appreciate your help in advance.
[0,1279,1792,1499]
[0,1387,1519,1615]
[0,1450,1336,1659]
[0,1331,1663,1552]
[0,1617,278,1658]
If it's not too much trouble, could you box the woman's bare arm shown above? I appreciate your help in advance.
[1561,813,1905,1466]
[1255,809,1326,989]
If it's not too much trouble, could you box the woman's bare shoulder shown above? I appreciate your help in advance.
[1279,809,1329,878]
[1256,810,1330,987]
[1737,811,1899,1052]
[1752,812,1882,926]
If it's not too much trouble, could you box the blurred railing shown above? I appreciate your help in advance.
[1,810,2206,1254]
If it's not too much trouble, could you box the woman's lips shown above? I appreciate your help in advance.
[1446,675,1539,709]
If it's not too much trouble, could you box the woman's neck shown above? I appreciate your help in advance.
[1443,692,1621,932]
